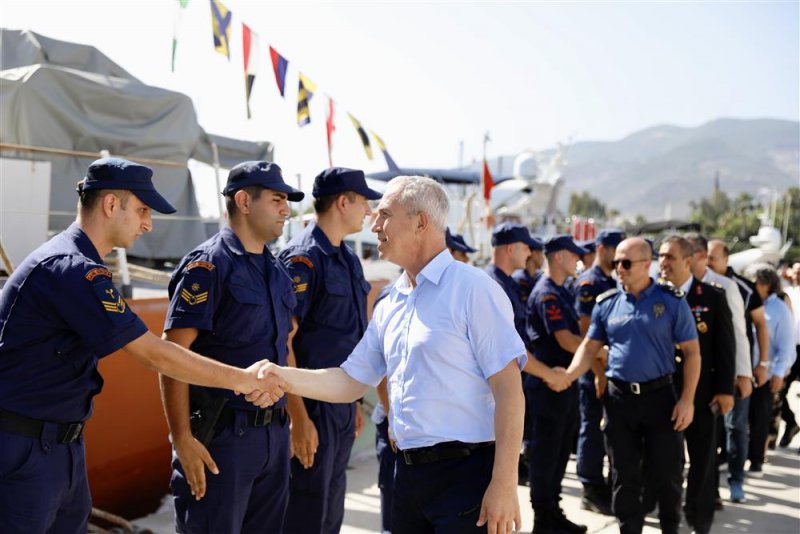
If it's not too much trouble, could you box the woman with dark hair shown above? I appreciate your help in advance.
[748,266,797,472]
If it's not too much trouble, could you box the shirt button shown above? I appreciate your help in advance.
[237,428,245,436]
[43,442,51,452]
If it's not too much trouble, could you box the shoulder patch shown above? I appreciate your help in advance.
[187,260,215,271]
[85,267,112,282]
[541,294,558,302]
[578,279,594,287]
[596,288,619,303]
[657,282,684,298]
[290,256,314,269]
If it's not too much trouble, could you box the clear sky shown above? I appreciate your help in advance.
[2,0,798,194]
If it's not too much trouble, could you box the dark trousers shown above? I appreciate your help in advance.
[375,417,396,532]
[684,402,718,532]
[0,428,91,533]
[604,382,684,534]
[392,444,494,533]
[527,391,579,510]
[284,402,356,534]
[748,382,774,464]
[780,348,800,429]
[577,372,607,487]
[171,412,290,534]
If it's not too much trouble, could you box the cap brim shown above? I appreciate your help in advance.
[267,183,305,202]
[134,189,177,214]
[566,242,589,256]
[361,186,383,201]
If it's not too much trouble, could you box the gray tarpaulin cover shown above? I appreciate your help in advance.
[0,29,273,260]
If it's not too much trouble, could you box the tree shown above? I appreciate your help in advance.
[569,191,608,220]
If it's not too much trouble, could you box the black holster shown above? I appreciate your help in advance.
[189,388,228,447]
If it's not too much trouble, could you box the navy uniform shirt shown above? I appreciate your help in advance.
[526,275,581,368]
[278,221,370,369]
[575,265,617,319]
[486,264,528,340]
[0,223,147,422]
[512,268,541,305]
[587,280,697,383]
[165,226,295,409]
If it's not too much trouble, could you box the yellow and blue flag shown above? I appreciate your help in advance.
[349,114,373,160]
[297,73,316,126]
[210,0,232,59]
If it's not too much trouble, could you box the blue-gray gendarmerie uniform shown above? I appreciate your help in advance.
[588,281,697,534]
[0,223,148,532]
[525,274,581,512]
[574,265,617,488]
[278,221,371,534]
[485,265,528,340]
[165,226,296,533]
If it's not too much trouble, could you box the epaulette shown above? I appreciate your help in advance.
[657,282,684,298]
[596,288,619,303]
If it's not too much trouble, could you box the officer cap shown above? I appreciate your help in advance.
[446,228,477,253]
[595,228,626,248]
[222,161,304,201]
[544,234,588,256]
[491,222,539,248]
[312,167,382,200]
[577,240,596,254]
[77,157,177,214]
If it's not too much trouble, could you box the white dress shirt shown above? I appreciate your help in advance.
[702,268,752,378]
[341,249,527,449]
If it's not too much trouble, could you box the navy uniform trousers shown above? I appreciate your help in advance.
[171,411,289,534]
[603,382,684,534]
[392,444,495,534]
[0,427,90,533]
[577,372,607,486]
[375,417,397,533]
[284,402,356,534]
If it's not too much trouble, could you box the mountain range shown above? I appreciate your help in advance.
[489,118,799,220]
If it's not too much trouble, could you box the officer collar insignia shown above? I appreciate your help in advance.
[85,267,113,281]
[181,287,209,306]
[697,321,708,333]
[695,284,702,295]
[652,303,665,318]
[102,287,127,314]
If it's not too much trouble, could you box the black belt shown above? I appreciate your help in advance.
[400,440,494,466]
[609,375,673,395]
[218,406,287,428]
[0,409,85,444]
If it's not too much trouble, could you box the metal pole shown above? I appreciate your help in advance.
[211,142,225,230]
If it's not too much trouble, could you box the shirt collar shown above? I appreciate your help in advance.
[396,248,452,293]
[221,225,248,256]
[310,221,338,256]
[680,275,694,294]
[68,223,103,264]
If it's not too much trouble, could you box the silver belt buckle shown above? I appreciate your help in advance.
[630,382,641,395]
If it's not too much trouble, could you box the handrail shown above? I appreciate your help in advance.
[0,143,187,168]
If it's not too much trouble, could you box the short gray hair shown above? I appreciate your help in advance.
[383,176,449,232]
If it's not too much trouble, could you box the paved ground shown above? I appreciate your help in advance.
[135,387,800,533]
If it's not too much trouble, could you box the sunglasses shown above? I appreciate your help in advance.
[611,258,648,270]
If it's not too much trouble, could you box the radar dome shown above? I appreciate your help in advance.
[513,151,538,181]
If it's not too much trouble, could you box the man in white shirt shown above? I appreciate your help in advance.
[253,175,527,534]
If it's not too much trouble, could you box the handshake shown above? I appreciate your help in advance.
[237,360,291,408]
[543,367,572,392]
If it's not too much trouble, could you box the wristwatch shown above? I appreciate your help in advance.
[757,360,770,368]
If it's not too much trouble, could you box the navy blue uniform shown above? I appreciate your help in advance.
[278,221,371,534]
[524,275,580,512]
[588,281,697,534]
[165,226,295,534]
[0,223,148,533]
[512,268,541,306]
[486,264,528,341]
[574,265,617,488]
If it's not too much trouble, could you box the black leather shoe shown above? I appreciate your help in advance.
[780,424,799,447]
[581,485,613,515]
